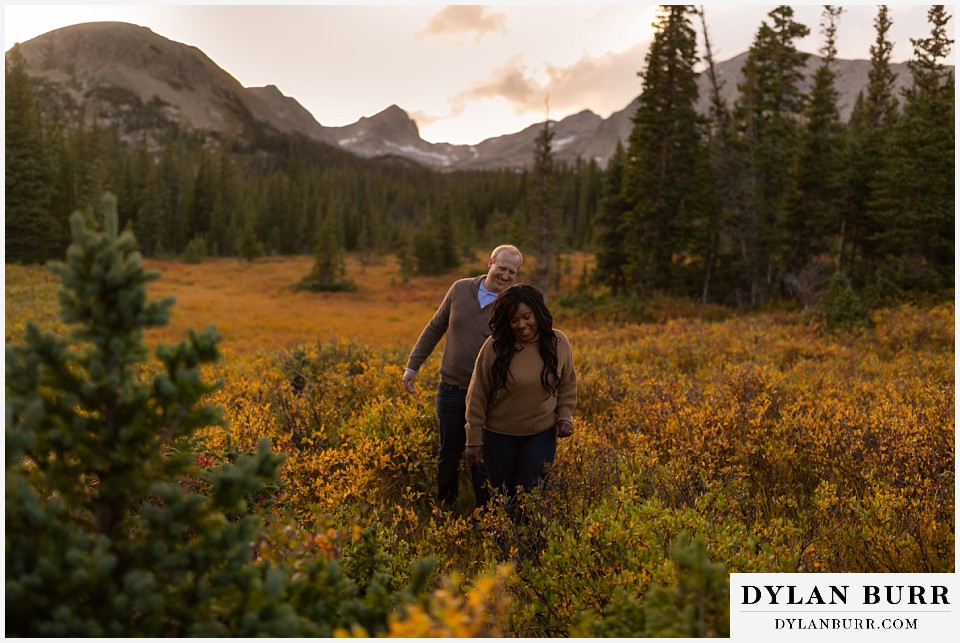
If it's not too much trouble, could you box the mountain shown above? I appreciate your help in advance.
[692,50,919,120]
[6,22,321,148]
[247,84,335,145]
[6,21,926,171]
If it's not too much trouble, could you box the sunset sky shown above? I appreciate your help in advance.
[4,3,951,145]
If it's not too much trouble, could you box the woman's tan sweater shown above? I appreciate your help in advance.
[465,329,577,446]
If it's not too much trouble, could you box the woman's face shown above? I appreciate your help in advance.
[510,302,539,343]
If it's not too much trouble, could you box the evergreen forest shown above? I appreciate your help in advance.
[6,5,954,308]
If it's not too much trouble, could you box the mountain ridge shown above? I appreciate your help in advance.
[7,21,924,171]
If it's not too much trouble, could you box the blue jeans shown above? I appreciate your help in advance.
[436,382,490,509]
[482,427,557,501]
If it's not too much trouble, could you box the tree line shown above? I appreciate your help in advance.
[594,4,953,308]
[4,43,602,276]
[6,5,954,308]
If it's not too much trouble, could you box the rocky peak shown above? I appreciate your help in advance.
[248,84,334,144]
[357,104,421,142]
[9,21,296,143]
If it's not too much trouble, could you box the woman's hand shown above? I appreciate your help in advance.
[465,445,484,468]
[556,419,573,439]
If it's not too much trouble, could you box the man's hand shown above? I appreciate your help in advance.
[402,369,417,394]
[556,419,573,439]
[465,445,483,468]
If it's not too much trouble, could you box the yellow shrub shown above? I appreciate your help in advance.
[7,257,953,636]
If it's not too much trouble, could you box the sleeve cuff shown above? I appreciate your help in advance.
[465,425,484,447]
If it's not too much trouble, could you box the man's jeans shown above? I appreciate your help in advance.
[436,382,490,509]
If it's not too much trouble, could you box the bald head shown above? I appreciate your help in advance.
[484,244,523,293]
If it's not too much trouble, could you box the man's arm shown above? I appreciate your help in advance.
[401,283,456,393]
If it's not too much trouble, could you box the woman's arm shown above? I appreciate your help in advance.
[554,331,577,425]
[465,337,495,447]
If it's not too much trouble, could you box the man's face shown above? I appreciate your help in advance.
[485,252,521,293]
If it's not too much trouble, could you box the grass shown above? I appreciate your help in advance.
[6,251,601,357]
[142,254,456,356]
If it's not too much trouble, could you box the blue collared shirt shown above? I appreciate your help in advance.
[478,280,497,309]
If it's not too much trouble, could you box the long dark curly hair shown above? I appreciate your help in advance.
[488,284,558,402]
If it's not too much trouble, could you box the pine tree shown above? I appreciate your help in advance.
[237,199,265,262]
[816,271,872,331]
[412,202,442,275]
[528,109,557,300]
[865,5,902,127]
[783,6,846,306]
[191,148,221,244]
[214,152,243,256]
[411,213,458,275]
[182,234,208,264]
[135,164,169,256]
[729,5,810,305]
[146,135,195,254]
[6,196,430,636]
[120,136,152,232]
[695,5,737,303]
[5,44,60,263]
[435,192,461,273]
[6,195,261,634]
[620,5,702,296]
[583,160,603,245]
[298,208,353,291]
[45,105,78,253]
[593,142,630,297]
[844,5,901,278]
[870,5,954,295]
[263,173,297,254]
[395,223,416,283]
[72,125,126,227]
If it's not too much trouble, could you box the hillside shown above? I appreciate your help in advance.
[6,21,923,170]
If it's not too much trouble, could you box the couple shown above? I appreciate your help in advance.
[402,245,577,513]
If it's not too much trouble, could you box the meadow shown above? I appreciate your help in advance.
[5,254,954,636]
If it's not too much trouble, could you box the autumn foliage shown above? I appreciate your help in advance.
[6,244,953,636]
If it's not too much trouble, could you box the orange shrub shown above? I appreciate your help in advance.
[6,257,953,636]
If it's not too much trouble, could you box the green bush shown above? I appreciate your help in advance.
[182,234,207,263]
[572,533,729,637]
[553,290,646,323]
[816,272,873,331]
[294,275,357,293]
[4,196,430,636]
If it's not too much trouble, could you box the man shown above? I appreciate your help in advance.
[402,244,523,512]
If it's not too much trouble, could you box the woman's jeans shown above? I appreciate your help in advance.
[436,382,490,509]
[482,427,557,501]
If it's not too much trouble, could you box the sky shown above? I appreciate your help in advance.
[3,2,953,145]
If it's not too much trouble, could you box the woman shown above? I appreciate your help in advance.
[464,284,577,501]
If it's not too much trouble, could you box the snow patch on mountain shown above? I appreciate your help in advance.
[384,141,457,166]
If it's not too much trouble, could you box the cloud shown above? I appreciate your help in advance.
[408,108,445,129]
[543,42,647,116]
[415,6,508,43]
[450,54,543,114]
[448,43,647,120]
